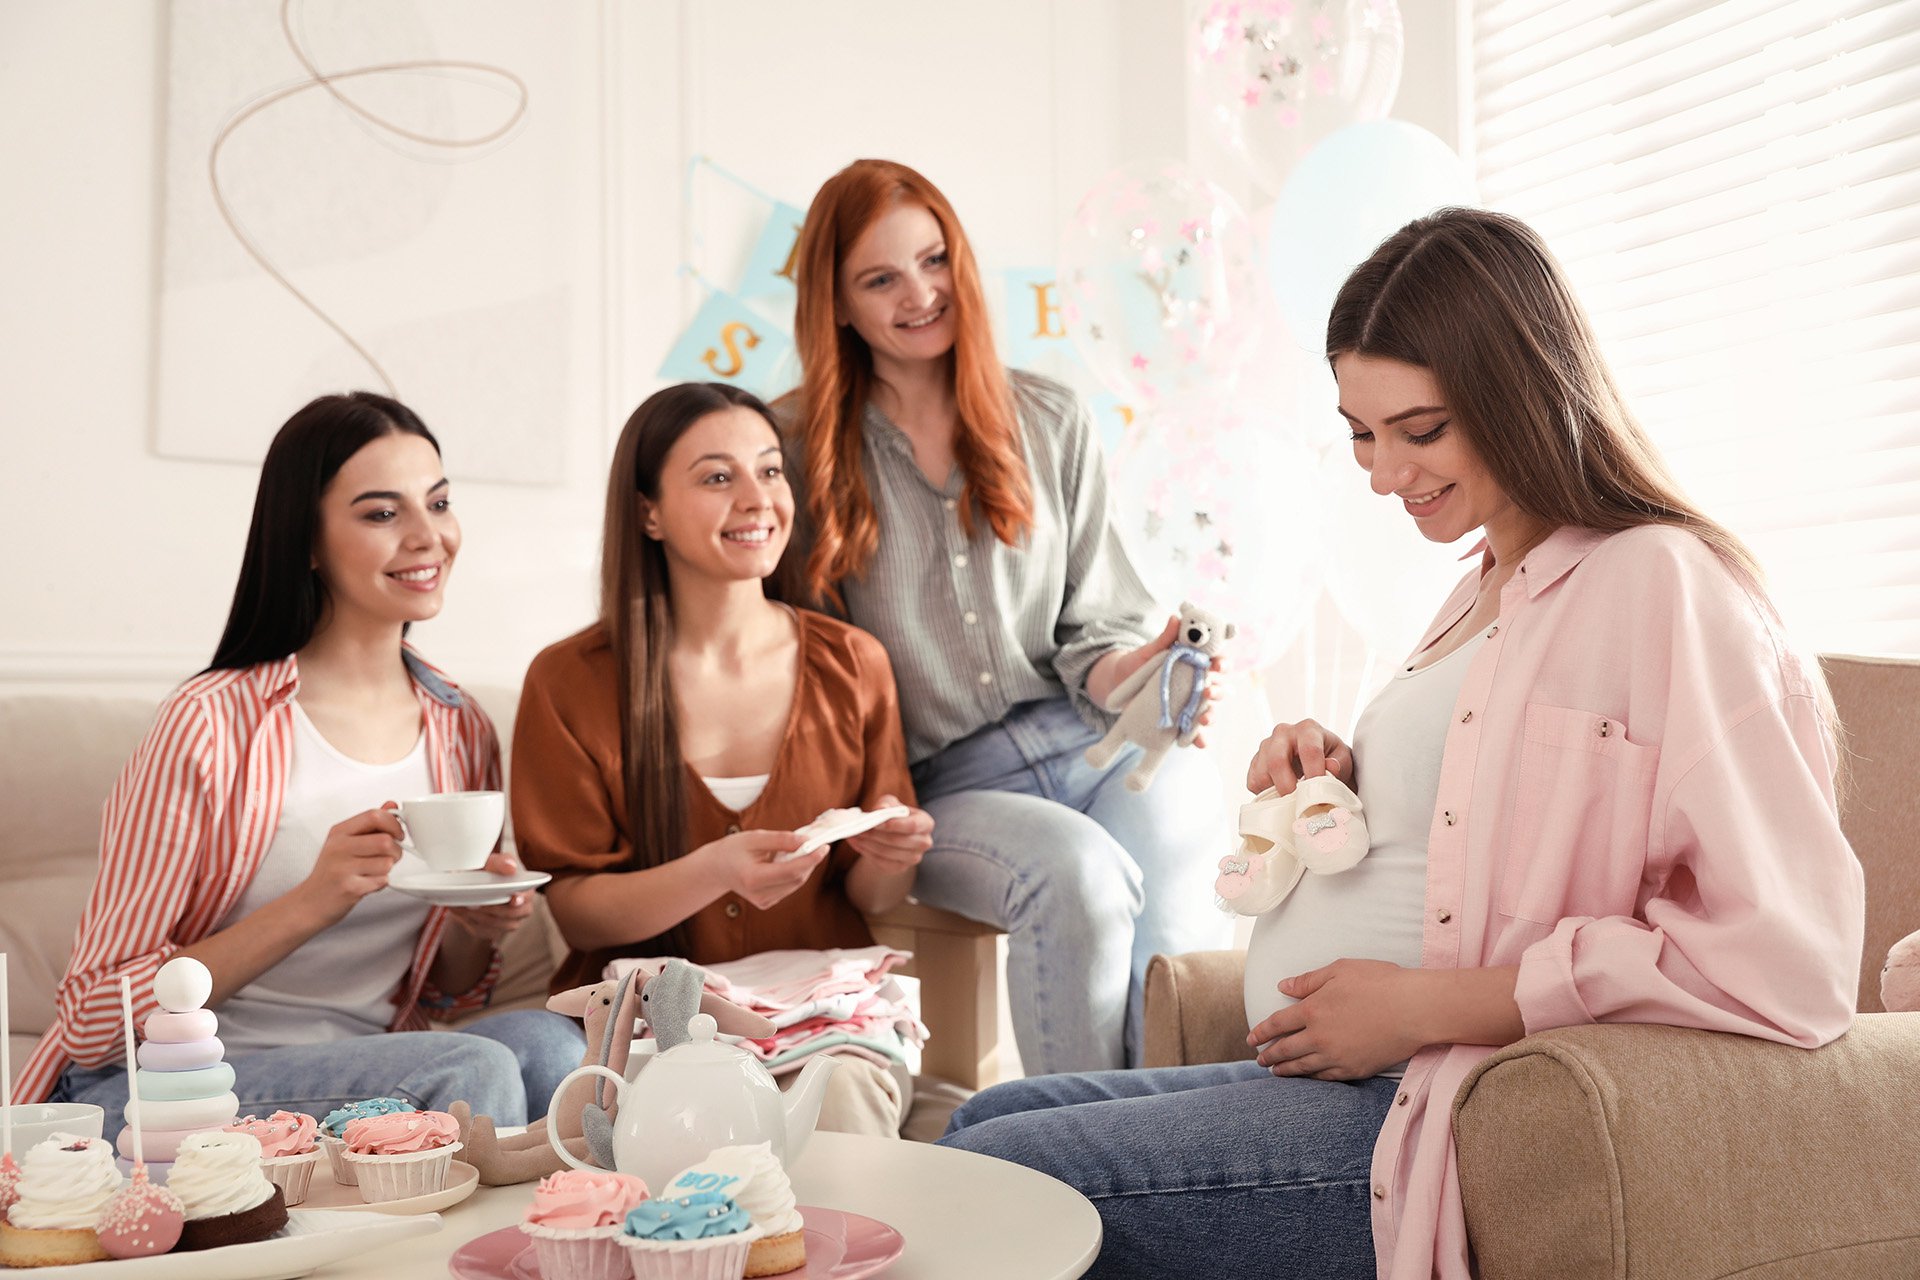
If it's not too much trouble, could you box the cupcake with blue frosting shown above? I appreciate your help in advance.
[315,1098,414,1186]
[618,1189,763,1280]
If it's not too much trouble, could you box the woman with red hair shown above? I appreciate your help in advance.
[781,158,1231,1073]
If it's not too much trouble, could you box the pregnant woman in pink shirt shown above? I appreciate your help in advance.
[939,208,1865,1280]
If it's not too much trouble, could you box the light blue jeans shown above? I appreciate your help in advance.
[940,1063,1396,1280]
[53,1009,585,1139]
[911,697,1231,1073]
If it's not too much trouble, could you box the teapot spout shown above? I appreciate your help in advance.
[780,1054,840,1163]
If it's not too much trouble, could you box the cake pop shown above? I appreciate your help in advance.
[99,977,183,1259]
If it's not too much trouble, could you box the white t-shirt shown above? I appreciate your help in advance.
[214,703,434,1054]
[1242,630,1486,1077]
[703,774,771,813]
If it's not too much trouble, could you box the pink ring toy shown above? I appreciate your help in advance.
[137,1037,225,1072]
[142,1010,217,1043]
[132,1091,239,1133]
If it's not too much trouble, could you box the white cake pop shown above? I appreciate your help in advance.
[152,957,212,1014]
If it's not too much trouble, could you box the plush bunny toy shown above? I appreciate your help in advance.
[1881,930,1920,1011]
[1084,601,1233,792]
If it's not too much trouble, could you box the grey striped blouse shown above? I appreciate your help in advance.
[790,371,1158,765]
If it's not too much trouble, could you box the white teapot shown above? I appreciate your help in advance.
[548,1013,837,1191]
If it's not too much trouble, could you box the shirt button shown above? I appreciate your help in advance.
[726,823,741,835]
[1396,1093,1409,1107]
[1460,710,1473,723]
[1444,810,1456,826]
[944,498,958,511]
[1372,1184,1386,1200]
[963,611,978,625]
[1598,720,1612,738]
[978,671,993,686]
[724,902,742,919]
[1437,908,1453,924]
[953,553,969,568]
[1487,625,1499,636]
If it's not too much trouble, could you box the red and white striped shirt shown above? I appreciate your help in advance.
[15,649,502,1103]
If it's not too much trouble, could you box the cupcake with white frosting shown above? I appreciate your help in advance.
[169,1130,287,1251]
[0,1134,123,1267]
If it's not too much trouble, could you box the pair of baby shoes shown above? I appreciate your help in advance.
[1214,773,1370,916]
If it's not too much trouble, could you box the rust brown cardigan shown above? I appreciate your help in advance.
[511,611,917,993]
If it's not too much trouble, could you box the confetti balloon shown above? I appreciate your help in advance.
[1060,159,1266,407]
[1110,395,1322,669]
[1317,443,1473,660]
[1191,0,1405,196]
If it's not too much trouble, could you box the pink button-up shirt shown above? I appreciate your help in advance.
[1371,525,1864,1280]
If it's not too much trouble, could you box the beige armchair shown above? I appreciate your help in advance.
[1142,654,1920,1278]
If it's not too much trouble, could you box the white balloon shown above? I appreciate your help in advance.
[1110,396,1323,670]
[153,956,214,1014]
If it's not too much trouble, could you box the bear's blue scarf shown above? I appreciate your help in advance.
[1158,642,1211,735]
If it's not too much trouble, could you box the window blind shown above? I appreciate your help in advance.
[1473,0,1920,656]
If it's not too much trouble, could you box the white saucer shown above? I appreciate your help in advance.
[386,868,551,906]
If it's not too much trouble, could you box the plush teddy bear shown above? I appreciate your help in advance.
[1084,601,1233,792]
[1881,929,1920,1011]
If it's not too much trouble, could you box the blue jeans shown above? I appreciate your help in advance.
[911,697,1231,1073]
[54,1009,585,1138]
[940,1063,1396,1280]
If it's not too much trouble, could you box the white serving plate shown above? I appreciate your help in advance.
[51,1209,439,1280]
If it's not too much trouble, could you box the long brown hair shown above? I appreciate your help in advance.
[789,158,1032,604]
[600,381,785,954]
[1326,207,1762,586]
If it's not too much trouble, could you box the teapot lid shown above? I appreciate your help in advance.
[660,1013,750,1064]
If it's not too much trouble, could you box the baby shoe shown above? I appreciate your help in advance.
[1288,773,1369,875]
[1213,773,1370,916]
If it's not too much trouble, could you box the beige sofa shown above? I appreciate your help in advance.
[1142,655,1920,1278]
[0,682,1003,1100]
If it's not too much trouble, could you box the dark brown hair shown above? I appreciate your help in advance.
[601,381,784,954]
[1325,206,1761,586]
[789,158,1032,605]
[209,392,438,670]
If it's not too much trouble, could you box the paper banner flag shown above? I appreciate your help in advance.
[658,289,797,399]
[738,201,808,303]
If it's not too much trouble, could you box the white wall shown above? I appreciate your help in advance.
[0,0,1463,713]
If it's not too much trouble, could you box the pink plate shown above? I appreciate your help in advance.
[449,1207,906,1280]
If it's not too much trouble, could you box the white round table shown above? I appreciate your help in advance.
[320,1132,1102,1280]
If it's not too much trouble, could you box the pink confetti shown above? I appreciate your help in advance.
[1180,218,1204,240]
[1130,353,1150,371]
[1242,87,1262,106]
[1312,64,1334,95]
[1279,105,1301,128]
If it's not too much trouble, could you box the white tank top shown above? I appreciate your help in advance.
[1242,630,1486,1077]
[214,703,434,1054]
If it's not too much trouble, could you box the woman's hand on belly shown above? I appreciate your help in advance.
[1250,958,1427,1081]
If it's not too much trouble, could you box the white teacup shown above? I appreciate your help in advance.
[395,790,505,874]
[2,1103,105,1158]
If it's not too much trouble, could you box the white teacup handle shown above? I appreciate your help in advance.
[548,1064,627,1172]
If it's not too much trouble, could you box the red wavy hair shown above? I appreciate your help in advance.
[790,159,1032,604]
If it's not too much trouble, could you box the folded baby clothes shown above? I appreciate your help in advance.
[1214,773,1370,917]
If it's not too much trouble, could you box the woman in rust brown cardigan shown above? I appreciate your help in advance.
[510,381,935,1136]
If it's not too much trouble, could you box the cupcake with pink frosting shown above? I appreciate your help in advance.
[223,1112,321,1206]
[519,1169,653,1280]
[340,1110,462,1204]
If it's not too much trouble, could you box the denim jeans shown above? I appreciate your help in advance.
[910,697,1231,1073]
[940,1062,1395,1280]
[53,1008,585,1138]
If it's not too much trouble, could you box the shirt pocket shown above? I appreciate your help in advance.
[1499,702,1660,925]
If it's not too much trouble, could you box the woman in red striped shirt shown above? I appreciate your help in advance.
[18,392,584,1138]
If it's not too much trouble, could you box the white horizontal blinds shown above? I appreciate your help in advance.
[1473,0,1920,656]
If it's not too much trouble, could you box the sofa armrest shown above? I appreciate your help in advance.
[1453,1013,1920,1280]
[1142,950,1255,1068]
